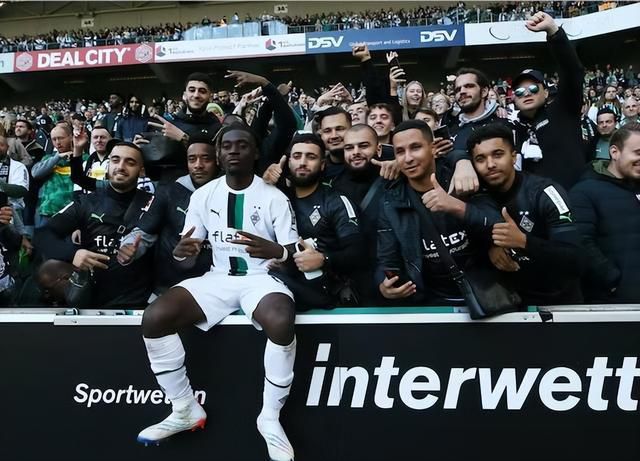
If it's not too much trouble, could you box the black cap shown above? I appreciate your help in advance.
[513,69,546,88]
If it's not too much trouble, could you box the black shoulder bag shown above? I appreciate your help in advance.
[407,190,522,319]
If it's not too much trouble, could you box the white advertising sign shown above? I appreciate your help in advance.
[464,3,640,46]
[154,33,305,62]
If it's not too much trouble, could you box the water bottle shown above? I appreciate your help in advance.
[296,238,323,280]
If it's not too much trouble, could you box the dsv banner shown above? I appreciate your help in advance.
[305,24,464,54]
[1,319,639,460]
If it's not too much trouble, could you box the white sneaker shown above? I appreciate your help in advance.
[137,401,206,446]
[257,413,294,461]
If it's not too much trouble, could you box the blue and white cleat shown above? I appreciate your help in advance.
[137,401,206,446]
[257,414,294,461]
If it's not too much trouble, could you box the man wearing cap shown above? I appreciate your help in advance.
[511,11,586,189]
[35,141,154,307]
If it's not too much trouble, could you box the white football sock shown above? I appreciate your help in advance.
[144,334,194,409]
[261,336,296,420]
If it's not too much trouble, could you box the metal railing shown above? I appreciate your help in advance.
[0,4,609,53]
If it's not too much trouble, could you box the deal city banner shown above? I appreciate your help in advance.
[13,43,155,72]
[305,24,464,54]
[1,311,640,461]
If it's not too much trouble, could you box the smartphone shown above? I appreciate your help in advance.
[0,192,7,208]
[433,126,451,140]
[383,267,409,288]
[389,55,401,69]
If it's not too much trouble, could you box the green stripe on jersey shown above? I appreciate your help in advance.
[227,192,245,229]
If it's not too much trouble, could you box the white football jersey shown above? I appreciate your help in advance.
[183,175,298,276]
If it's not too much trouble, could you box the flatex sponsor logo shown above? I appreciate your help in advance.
[306,343,640,411]
[308,36,344,49]
[74,383,206,408]
[420,29,458,43]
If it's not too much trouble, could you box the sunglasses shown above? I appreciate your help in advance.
[514,84,541,98]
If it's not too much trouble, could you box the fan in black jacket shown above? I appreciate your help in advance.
[570,123,640,303]
[511,12,586,190]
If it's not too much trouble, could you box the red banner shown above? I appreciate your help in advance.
[14,43,154,72]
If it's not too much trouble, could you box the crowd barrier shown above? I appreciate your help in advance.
[2,305,640,460]
[1,3,638,75]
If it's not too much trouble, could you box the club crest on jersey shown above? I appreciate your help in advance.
[309,207,321,226]
[519,215,535,232]
[250,210,261,225]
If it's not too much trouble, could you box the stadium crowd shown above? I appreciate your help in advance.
[0,1,617,52]
[0,11,638,312]
[1,10,639,456]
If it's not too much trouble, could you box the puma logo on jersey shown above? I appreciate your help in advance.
[176,206,188,216]
[90,213,105,223]
[210,209,221,217]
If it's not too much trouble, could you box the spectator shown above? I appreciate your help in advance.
[116,95,149,142]
[70,126,111,193]
[31,123,74,227]
[621,96,640,126]
[119,135,217,294]
[144,72,222,179]
[270,133,365,309]
[36,141,154,307]
[315,106,353,180]
[463,123,583,304]
[588,85,622,122]
[0,204,21,304]
[217,89,236,115]
[592,108,617,160]
[102,93,124,136]
[376,120,494,305]
[510,12,586,189]
[401,80,427,120]
[570,123,640,303]
[367,103,395,146]
[334,124,387,303]
[414,108,439,131]
[36,107,53,133]
[347,101,368,125]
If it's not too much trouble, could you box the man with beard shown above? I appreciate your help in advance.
[136,123,299,461]
[570,122,640,303]
[144,73,222,176]
[333,125,385,303]
[36,142,154,307]
[118,134,217,294]
[270,132,365,309]
[14,119,44,165]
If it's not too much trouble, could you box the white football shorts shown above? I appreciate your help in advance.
[175,271,293,331]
